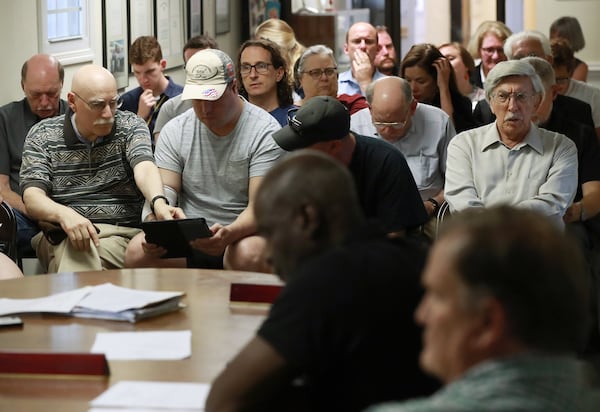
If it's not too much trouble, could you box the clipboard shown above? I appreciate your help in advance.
[141,218,212,258]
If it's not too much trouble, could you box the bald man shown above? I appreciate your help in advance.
[20,64,181,273]
[338,22,386,96]
[0,54,68,258]
[366,76,456,237]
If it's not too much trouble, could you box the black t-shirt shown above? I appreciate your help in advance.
[349,134,428,233]
[258,228,439,411]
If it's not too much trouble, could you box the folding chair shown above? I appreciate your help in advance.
[0,201,18,263]
[434,201,451,239]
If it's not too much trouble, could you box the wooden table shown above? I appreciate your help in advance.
[0,268,282,411]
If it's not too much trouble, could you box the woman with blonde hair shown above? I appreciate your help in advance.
[255,19,305,87]
[467,20,512,88]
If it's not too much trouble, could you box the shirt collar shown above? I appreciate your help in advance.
[482,122,543,154]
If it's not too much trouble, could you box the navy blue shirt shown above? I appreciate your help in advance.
[119,76,183,136]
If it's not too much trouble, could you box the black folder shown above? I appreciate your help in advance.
[141,218,212,258]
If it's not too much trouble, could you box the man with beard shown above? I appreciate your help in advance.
[374,25,398,76]
[206,150,438,411]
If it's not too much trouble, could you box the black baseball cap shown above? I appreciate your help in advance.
[273,96,351,151]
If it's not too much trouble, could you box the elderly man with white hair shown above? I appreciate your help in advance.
[444,59,578,228]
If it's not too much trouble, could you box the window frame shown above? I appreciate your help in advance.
[38,0,94,65]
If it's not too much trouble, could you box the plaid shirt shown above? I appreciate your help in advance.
[367,353,600,412]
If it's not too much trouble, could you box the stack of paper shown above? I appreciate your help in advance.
[0,283,185,323]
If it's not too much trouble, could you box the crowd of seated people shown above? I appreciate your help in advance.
[2,12,600,411]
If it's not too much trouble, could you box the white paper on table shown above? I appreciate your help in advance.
[0,286,93,316]
[89,380,209,410]
[91,330,191,360]
[77,283,184,312]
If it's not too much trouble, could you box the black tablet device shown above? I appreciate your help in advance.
[141,218,212,258]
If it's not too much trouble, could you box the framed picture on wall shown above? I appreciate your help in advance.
[102,0,129,89]
[154,0,185,68]
[216,0,230,34]
[187,0,203,38]
[129,0,154,40]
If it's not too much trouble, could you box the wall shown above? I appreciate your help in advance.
[533,0,600,88]
[0,0,242,102]
[0,1,598,103]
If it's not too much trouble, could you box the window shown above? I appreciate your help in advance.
[47,0,83,42]
[39,0,94,65]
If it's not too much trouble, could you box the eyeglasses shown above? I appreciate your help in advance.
[372,121,407,130]
[301,67,337,80]
[240,62,273,75]
[492,91,537,104]
[480,46,505,55]
[372,106,411,131]
[72,91,122,112]
[556,77,570,85]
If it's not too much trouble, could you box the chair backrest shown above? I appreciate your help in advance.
[0,202,18,262]
[435,200,451,239]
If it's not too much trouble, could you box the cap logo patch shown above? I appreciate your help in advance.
[190,63,219,81]
[201,88,219,98]
[225,62,234,79]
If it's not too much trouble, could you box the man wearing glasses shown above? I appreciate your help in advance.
[20,64,180,273]
[272,96,427,239]
[366,76,455,236]
[237,39,295,126]
[0,54,68,260]
[445,60,577,229]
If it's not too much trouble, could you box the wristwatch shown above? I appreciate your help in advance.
[426,198,440,215]
[150,195,170,214]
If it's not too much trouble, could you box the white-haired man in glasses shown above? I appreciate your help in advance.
[444,59,577,229]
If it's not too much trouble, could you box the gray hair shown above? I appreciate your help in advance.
[296,44,336,78]
[365,76,413,105]
[484,59,545,102]
[504,30,551,59]
[522,56,556,90]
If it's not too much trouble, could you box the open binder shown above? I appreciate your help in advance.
[0,283,185,323]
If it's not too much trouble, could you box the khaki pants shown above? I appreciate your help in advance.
[32,224,141,273]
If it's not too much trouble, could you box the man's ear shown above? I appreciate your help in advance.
[410,98,418,115]
[471,297,509,351]
[532,94,543,111]
[67,92,77,111]
[297,204,320,237]
[550,84,559,101]
[159,58,167,70]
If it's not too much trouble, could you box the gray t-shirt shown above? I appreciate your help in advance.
[155,99,283,226]
[153,94,192,137]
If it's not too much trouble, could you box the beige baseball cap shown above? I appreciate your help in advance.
[182,49,235,101]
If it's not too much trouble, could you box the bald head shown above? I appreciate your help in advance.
[366,76,413,107]
[21,54,64,119]
[71,64,117,96]
[366,77,416,142]
[68,65,119,142]
[345,22,379,64]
